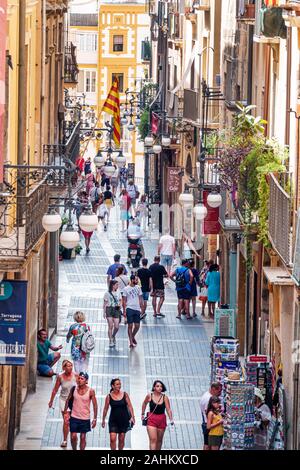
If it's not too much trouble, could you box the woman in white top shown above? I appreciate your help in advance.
[48,360,77,447]
[181,232,201,260]
[103,280,122,348]
[136,195,148,231]
[114,266,130,295]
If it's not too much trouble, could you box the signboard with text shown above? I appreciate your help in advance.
[0,280,28,366]
[167,167,181,192]
[203,190,220,235]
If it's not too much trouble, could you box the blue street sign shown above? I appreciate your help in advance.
[0,280,28,366]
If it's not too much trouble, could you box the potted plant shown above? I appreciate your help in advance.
[244,3,255,19]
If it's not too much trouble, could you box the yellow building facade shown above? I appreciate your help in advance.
[98,1,150,172]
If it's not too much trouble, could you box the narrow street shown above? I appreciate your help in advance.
[15,207,213,450]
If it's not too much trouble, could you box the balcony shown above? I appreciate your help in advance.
[64,43,79,85]
[237,1,256,24]
[254,0,287,43]
[219,191,241,232]
[268,172,292,266]
[0,178,49,268]
[192,0,210,11]
[141,40,151,62]
[168,12,184,44]
[280,1,300,27]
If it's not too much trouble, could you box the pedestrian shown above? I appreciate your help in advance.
[100,168,110,191]
[199,260,213,316]
[66,311,91,373]
[97,194,109,231]
[110,165,119,196]
[199,382,222,450]
[170,259,194,320]
[115,265,130,295]
[85,169,95,196]
[74,190,89,228]
[103,280,122,348]
[37,328,62,377]
[136,195,148,231]
[137,258,153,319]
[189,259,201,318]
[253,387,272,450]
[101,378,135,450]
[206,396,224,451]
[119,165,128,189]
[48,360,77,448]
[181,232,201,261]
[84,157,92,176]
[119,189,131,231]
[107,254,128,285]
[149,256,168,318]
[90,181,101,214]
[75,155,85,182]
[103,185,114,222]
[122,274,144,348]
[126,179,139,216]
[81,227,94,254]
[205,263,221,318]
[64,372,98,451]
[141,380,174,450]
[158,229,176,277]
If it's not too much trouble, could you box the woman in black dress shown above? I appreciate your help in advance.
[101,378,135,450]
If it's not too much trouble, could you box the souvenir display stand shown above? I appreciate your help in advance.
[245,355,273,410]
[210,337,240,402]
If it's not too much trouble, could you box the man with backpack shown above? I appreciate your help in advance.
[90,182,101,214]
[170,259,194,320]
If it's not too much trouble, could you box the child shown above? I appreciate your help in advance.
[206,396,224,450]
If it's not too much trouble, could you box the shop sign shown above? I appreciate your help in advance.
[0,0,7,183]
[247,355,269,363]
[214,308,236,337]
[0,280,28,366]
[167,167,181,192]
[203,190,220,235]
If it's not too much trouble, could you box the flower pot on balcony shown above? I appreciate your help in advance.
[244,4,255,19]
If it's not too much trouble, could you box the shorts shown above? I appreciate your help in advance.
[142,292,150,301]
[81,230,93,239]
[147,413,167,430]
[106,306,121,319]
[202,423,209,446]
[126,308,141,324]
[208,434,223,447]
[37,353,55,376]
[177,288,192,300]
[150,289,165,298]
[70,416,91,434]
[160,255,173,268]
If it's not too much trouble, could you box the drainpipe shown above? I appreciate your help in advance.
[16,0,26,226]
[229,234,238,312]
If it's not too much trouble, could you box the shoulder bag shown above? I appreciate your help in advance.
[142,394,163,426]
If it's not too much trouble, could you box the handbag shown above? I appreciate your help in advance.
[124,392,134,432]
[142,394,163,426]
[199,286,208,301]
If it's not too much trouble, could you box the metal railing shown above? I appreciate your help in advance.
[64,42,79,84]
[268,172,292,265]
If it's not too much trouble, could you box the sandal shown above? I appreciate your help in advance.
[60,441,67,448]
[186,316,193,320]
[176,315,181,319]
[193,313,197,318]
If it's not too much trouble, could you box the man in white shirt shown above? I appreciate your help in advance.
[158,230,176,276]
[122,275,144,348]
[199,382,222,450]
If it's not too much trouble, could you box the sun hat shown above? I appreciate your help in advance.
[254,387,265,402]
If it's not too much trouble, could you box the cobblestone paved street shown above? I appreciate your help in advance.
[16,207,213,450]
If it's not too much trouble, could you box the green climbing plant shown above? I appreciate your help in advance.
[137,109,150,140]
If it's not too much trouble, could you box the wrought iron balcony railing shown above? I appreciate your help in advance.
[64,42,79,84]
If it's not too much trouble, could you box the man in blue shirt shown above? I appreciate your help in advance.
[170,259,193,320]
[107,254,128,287]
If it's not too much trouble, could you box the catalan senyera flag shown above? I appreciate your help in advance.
[102,78,121,146]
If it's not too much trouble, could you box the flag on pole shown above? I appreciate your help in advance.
[102,78,121,146]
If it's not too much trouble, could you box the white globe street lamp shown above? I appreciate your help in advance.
[115,154,126,167]
[153,144,162,154]
[42,212,62,232]
[193,203,208,220]
[103,161,116,177]
[127,123,135,131]
[144,135,154,147]
[179,191,194,206]
[162,135,171,147]
[94,151,106,167]
[60,227,80,249]
[121,116,128,125]
[207,192,222,208]
[135,116,141,125]
[79,211,98,232]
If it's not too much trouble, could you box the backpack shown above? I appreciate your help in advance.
[80,327,95,353]
[175,268,188,289]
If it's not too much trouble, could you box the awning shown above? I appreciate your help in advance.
[263,267,294,286]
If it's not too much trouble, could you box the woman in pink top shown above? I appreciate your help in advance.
[64,372,98,451]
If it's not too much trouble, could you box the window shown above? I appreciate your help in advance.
[85,71,97,93]
[112,73,124,92]
[113,35,124,52]
[77,33,97,52]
